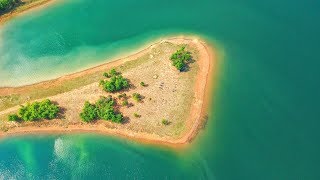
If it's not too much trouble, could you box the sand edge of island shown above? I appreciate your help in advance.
[0,36,216,148]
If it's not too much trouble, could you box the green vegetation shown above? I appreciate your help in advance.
[162,119,171,125]
[140,82,145,87]
[0,0,20,13]
[122,99,128,107]
[109,69,118,76]
[8,114,19,121]
[100,69,129,92]
[103,72,110,78]
[8,99,60,121]
[132,93,142,102]
[133,113,140,118]
[118,93,127,99]
[80,96,123,123]
[0,43,180,112]
[170,46,192,71]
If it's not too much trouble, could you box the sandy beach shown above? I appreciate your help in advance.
[0,37,216,147]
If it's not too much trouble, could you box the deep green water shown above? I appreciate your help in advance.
[1,0,320,179]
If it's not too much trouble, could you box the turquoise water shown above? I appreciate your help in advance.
[1,0,320,179]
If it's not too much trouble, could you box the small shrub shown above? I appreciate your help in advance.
[162,119,170,125]
[118,93,127,99]
[8,114,19,121]
[122,99,129,107]
[109,68,118,76]
[133,113,140,118]
[103,72,110,78]
[140,82,145,87]
[132,93,142,102]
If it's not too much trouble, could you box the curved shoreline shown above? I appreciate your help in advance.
[0,0,57,25]
[0,37,216,148]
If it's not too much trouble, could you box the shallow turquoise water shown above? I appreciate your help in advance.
[1,0,320,179]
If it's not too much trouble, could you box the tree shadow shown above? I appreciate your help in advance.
[181,54,195,72]
[121,116,130,124]
[57,107,67,119]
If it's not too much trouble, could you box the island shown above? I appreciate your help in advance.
[0,37,215,146]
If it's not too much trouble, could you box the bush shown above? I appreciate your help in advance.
[8,114,19,121]
[80,101,97,122]
[170,46,192,71]
[140,82,145,86]
[17,99,60,121]
[162,119,170,125]
[80,96,123,123]
[132,93,142,102]
[109,68,118,76]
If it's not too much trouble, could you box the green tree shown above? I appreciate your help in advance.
[170,46,192,71]
[80,96,123,123]
[8,114,19,121]
[80,101,98,122]
[101,75,129,92]
[17,99,60,121]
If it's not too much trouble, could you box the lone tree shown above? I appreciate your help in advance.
[170,46,192,71]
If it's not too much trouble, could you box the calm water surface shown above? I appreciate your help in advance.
[0,0,320,179]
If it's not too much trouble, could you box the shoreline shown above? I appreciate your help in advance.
[0,37,216,148]
[0,0,57,25]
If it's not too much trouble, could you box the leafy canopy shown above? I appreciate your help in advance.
[0,0,20,12]
[9,99,60,121]
[100,69,129,92]
[170,46,192,71]
[80,96,123,123]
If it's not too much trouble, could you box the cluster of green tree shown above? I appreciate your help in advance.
[0,0,21,13]
[170,46,192,71]
[100,69,129,92]
[8,99,60,121]
[80,96,123,123]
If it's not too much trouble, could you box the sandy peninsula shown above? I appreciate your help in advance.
[0,37,216,147]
